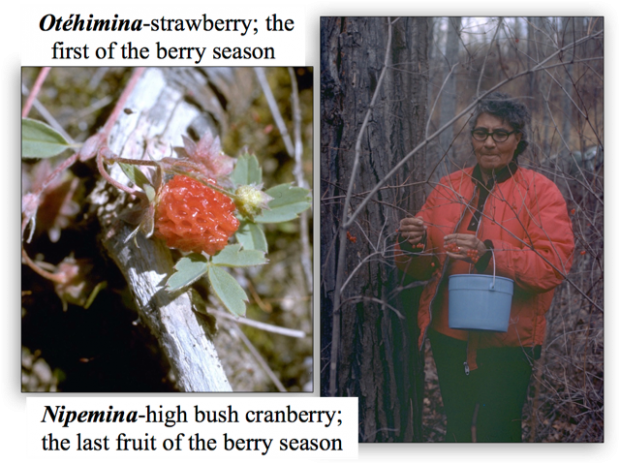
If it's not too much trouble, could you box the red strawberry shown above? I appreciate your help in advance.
[154,175,239,255]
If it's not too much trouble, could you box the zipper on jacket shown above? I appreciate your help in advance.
[464,332,471,375]
[420,186,480,348]
[470,184,489,273]
[463,184,493,373]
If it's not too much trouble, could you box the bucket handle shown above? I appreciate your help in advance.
[489,248,496,291]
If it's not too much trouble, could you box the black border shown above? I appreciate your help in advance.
[307,2,618,461]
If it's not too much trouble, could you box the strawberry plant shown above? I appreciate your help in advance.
[23,119,311,318]
[22,67,313,392]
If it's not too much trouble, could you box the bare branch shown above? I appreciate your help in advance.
[255,67,295,156]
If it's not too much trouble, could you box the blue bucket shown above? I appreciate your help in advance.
[448,272,514,332]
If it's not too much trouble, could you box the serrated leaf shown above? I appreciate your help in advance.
[255,183,311,223]
[117,161,153,193]
[207,265,248,316]
[22,118,72,158]
[230,153,261,187]
[212,244,267,267]
[166,254,209,291]
[235,221,268,252]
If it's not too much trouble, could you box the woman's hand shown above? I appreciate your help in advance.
[444,233,487,262]
[399,217,426,246]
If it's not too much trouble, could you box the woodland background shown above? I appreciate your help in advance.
[320,17,603,442]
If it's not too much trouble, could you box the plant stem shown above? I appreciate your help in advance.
[22,67,51,118]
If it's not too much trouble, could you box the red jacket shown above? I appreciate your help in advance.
[395,165,574,368]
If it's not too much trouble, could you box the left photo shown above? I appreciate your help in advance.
[21,67,313,393]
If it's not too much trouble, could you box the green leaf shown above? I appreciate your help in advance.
[117,161,153,195]
[22,118,72,158]
[255,183,311,223]
[230,153,261,187]
[207,265,248,316]
[143,184,156,202]
[166,254,209,291]
[212,244,267,267]
[235,221,268,252]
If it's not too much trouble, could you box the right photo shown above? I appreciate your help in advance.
[320,17,603,443]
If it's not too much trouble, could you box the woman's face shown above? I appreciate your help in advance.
[472,113,522,175]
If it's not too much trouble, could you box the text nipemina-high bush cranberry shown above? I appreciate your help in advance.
[154,175,239,255]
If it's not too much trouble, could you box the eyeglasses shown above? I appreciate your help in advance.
[471,128,517,143]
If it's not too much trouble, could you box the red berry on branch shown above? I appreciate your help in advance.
[580,250,586,255]
[154,175,239,255]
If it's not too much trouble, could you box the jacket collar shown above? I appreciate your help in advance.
[472,159,519,189]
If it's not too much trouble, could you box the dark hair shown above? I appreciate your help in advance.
[470,92,531,157]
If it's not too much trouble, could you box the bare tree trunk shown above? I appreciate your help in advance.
[426,18,437,116]
[561,17,575,152]
[527,17,536,104]
[320,17,428,442]
[438,17,461,163]
[536,17,553,155]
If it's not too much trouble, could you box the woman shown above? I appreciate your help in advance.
[396,92,574,442]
